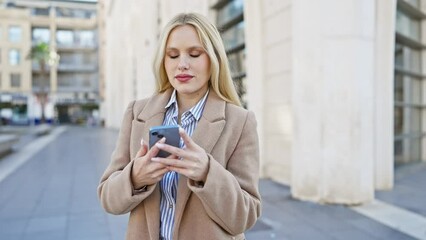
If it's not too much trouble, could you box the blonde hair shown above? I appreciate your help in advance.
[153,12,241,107]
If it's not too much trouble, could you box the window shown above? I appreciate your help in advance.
[396,9,420,41]
[212,0,246,107]
[57,30,74,46]
[394,3,425,163]
[8,26,22,43]
[10,73,21,88]
[56,8,94,19]
[31,8,50,16]
[9,49,20,66]
[75,30,96,47]
[32,28,50,44]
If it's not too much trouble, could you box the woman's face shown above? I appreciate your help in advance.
[164,25,211,99]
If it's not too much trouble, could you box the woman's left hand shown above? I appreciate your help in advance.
[151,127,209,182]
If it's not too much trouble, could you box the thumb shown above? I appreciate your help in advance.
[135,139,148,158]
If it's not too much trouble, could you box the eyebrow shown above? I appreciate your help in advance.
[166,46,205,51]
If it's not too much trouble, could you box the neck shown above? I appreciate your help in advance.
[176,89,208,114]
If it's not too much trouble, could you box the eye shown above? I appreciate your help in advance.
[168,54,179,59]
[189,50,202,58]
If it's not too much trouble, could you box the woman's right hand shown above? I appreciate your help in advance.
[131,138,171,189]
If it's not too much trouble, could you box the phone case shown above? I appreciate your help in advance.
[149,125,180,158]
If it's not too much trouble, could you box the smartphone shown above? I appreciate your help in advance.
[149,125,180,158]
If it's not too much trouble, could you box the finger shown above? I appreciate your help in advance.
[150,160,169,170]
[151,157,189,168]
[147,137,166,159]
[179,127,194,147]
[149,167,170,182]
[141,140,148,154]
[135,139,148,158]
[155,141,188,158]
[135,140,148,158]
[167,166,190,177]
[153,167,170,177]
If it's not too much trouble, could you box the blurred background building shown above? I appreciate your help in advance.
[1,0,424,205]
[0,0,99,125]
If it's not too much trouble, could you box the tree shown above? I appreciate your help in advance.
[27,42,59,123]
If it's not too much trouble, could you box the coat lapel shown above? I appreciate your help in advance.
[173,90,226,236]
[136,89,173,146]
[136,89,172,239]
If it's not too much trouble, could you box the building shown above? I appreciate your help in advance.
[101,0,424,205]
[0,0,99,124]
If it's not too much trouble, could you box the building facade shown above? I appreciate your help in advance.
[101,0,425,204]
[0,0,99,124]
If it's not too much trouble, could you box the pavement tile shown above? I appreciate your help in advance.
[0,218,28,236]
[298,210,355,231]
[329,229,381,240]
[67,205,110,239]
[285,225,333,240]
[246,230,291,240]
[348,218,416,240]
[0,200,37,220]
[106,213,128,239]
[25,215,67,233]
[383,162,426,217]
[22,230,66,240]
[0,233,23,240]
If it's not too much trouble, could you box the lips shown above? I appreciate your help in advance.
[175,74,194,82]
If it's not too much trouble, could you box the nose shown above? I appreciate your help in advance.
[178,56,189,71]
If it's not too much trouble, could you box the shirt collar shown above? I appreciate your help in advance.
[165,89,178,109]
[164,89,209,121]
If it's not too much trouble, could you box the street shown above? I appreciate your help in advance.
[0,126,425,240]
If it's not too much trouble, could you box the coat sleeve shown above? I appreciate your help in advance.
[97,101,156,215]
[187,111,261,235]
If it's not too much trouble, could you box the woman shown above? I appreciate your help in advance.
[98,12,261,240]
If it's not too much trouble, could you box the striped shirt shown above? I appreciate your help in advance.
[159,89,209,240]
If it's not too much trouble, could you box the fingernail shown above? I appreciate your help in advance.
[156,142,164,148]
[160,137,166,143]
[140,139,144,145]
[151,157,159,161]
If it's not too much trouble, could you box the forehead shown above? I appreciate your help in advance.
[166,24,203,48]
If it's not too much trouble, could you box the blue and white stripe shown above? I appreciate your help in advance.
[159,89,209,240]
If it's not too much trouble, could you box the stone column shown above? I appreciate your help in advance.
[374,0,396,190]
[244,0,266,177]
[291,0,376,204]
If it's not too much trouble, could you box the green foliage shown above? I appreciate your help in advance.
[27,42,60,72]
[27,42,50,63]
[81,103,99,111]
[0,102,12,109]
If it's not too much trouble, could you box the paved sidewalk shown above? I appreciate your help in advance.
[0,127,424,240]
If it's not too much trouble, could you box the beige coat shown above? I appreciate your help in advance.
[98,89,261,240]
